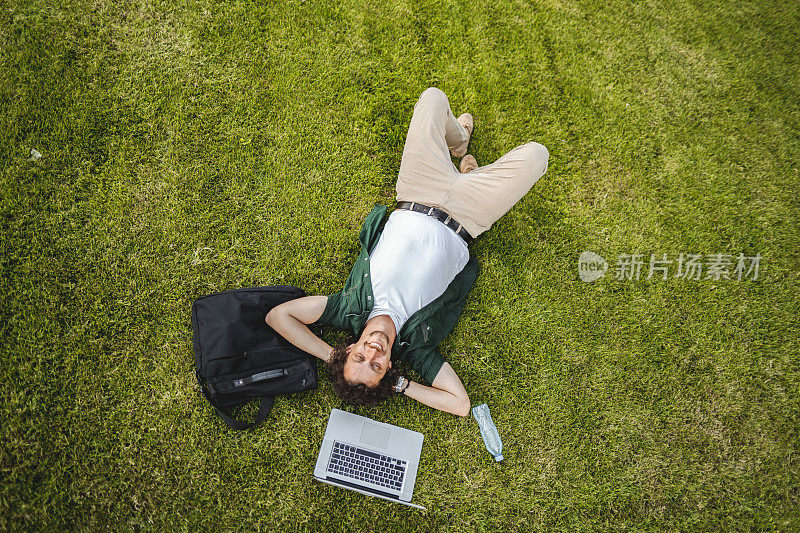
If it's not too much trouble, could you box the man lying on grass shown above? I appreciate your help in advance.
[266,88,549,416]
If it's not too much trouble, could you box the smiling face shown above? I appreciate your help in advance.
[343,328,392,388]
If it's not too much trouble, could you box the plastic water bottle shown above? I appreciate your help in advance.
[472,403,503,462]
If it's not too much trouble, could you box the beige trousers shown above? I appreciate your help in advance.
[396,87,550,238]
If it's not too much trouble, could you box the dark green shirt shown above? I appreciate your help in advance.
[313,204,479,384]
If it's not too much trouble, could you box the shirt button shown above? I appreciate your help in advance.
[364,273,369,277]
[367,296,372,300]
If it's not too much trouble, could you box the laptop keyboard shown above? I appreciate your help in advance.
[328,441,407,491]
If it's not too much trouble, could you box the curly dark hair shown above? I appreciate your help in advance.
[326,340,399,406]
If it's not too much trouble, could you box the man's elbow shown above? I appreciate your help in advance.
[454,396,471,417]
[265,308,279,327]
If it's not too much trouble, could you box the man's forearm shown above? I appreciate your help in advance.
[402,380,470,417]
[266,310,333,362]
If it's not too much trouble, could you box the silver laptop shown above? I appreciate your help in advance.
[313,408,425,510]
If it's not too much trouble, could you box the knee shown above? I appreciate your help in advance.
[416,87,448,108]
[523,142,549,175]
[527,141,549,162]
[420,87,445,99]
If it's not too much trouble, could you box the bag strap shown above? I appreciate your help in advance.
[214,396,274,430]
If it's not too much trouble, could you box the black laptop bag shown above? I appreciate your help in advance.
[192,285,318,430]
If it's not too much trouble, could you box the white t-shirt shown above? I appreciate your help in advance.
[366,210,470,334]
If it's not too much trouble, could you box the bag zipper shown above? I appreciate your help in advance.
[207,346,286,361]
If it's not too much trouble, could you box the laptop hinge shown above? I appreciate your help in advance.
[326,476,400,500]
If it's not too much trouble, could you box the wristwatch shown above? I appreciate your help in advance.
[393,375,407,393]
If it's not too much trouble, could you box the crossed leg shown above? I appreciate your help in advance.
[396,87,549,239]
[441,141,549,238]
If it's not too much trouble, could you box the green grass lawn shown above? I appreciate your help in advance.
[2,0,799,529]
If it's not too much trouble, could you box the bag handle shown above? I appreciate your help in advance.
[210,368,289,394]
[214,396,274,430]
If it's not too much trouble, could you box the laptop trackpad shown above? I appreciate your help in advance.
[360,422,391,449]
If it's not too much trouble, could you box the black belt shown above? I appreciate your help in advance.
[396,201,474,244]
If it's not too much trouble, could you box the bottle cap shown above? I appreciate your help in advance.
[495,455,504,462]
